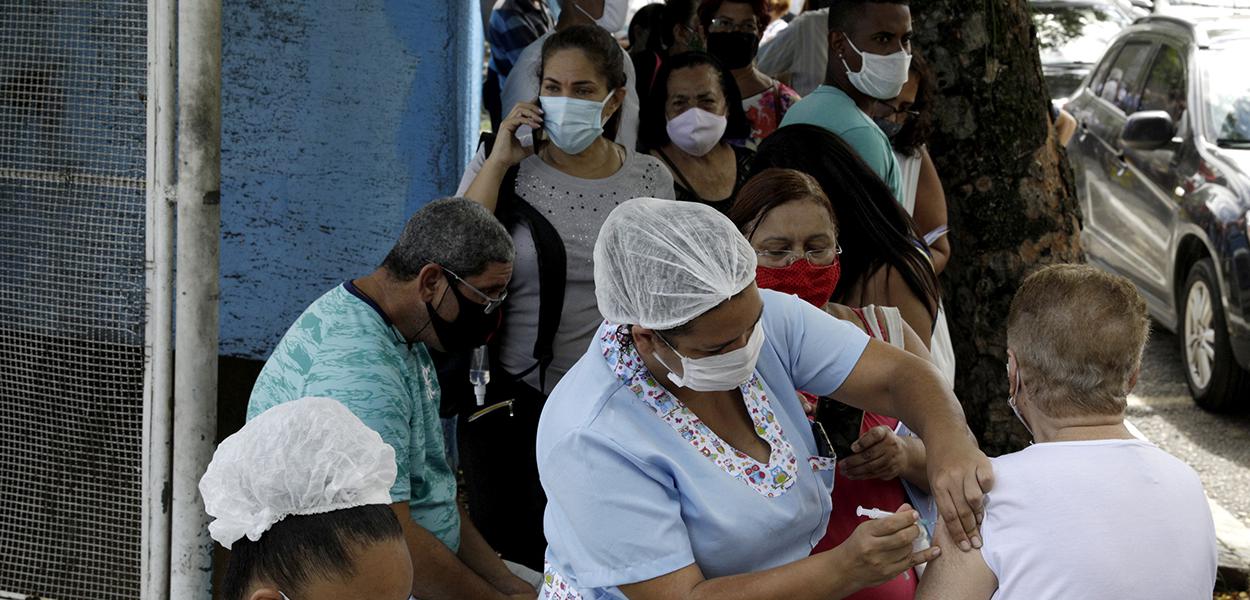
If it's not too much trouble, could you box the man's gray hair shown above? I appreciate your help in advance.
[382,197,514,280]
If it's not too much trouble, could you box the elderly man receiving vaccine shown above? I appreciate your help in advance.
[535,198,992,600]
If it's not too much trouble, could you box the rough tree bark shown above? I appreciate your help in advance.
[914,0,1084,454]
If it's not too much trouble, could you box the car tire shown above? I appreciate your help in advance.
[1179,258,1250,412]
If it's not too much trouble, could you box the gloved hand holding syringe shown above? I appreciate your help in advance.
[857,505,934,579]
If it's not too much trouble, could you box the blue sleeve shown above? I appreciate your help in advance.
[540,427,695,589]
[840,125,904,201]
[302,354,416,504]
[762,290,870,398]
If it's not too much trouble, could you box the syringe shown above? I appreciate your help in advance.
[856,505,932,578]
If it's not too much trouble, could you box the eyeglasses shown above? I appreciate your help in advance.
[709,16,759,33]
[874,99,920,120]
[443,268,508,314]
[755,246,842,267]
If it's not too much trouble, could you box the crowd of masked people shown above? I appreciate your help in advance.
[200,1,1220,599]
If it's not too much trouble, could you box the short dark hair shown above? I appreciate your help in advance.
[751,124,940,316]
[697,0,771,33]
[222,504,404,600]
[639,51,751,151]
[827,0,909,32]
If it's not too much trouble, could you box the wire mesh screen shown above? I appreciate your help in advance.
[0,1,148,599]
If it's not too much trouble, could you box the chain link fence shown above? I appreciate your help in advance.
[0,1,148,598]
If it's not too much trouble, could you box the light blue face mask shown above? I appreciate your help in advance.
[539,92,612,155]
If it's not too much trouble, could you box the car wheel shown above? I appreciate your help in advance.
[1179,258,1250,412]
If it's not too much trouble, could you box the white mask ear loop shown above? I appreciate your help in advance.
[652,332,688,387]
[1007,357,1034,440]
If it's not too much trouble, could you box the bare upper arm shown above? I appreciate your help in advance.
[915,517,997,600]
[863,267,934,349]
[618,563,704,600]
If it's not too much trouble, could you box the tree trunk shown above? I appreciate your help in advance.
[914,0,1084,454]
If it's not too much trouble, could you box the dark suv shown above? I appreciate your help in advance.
[1065,14,1250,410]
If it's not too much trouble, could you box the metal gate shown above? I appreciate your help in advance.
[0,1,149,598]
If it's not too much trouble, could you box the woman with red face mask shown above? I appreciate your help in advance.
[731,168,938,600]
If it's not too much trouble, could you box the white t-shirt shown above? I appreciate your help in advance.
[756,8,828,97]
[981,439,1217,600]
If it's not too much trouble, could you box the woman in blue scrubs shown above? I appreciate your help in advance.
[535,198,993,600]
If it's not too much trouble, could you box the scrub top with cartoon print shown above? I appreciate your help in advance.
[536,290,871,599]
[247,283,461,552]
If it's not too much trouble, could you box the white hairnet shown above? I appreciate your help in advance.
[594,198,756,330]
[198,397,397,549]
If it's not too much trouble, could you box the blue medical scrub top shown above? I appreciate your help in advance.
[536,290,871,598]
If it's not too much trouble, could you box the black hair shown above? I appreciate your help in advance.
[639,51,751,151]
[540,24,629,139]
[750,124,940,317]
[661,0,700,49]
[827,0,909,32]
[888,49,934,158]
[222,504,404,600]
[630,3,668,53]
[541,24,628,90]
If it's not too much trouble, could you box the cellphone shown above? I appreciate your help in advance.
[814,398,862,461]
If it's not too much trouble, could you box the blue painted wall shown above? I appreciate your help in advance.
[219,0,482,358]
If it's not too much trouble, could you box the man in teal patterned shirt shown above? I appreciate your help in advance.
[247,198,535,599]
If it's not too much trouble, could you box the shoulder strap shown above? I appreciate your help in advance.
[655,148,695,192]
[495,165,567,391]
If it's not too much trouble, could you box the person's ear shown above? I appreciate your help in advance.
[603,87,627,121]
[632,325,658,355]
[414,263,447,305]
[247,586,283,600]
[1125,364,1142,396]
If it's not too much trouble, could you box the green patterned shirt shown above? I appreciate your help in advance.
[247,283,460,551]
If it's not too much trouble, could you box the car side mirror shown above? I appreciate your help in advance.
[1121,110,1175,151]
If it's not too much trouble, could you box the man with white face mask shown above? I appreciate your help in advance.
[779,0,911,202]
[915,265,1217,600]
[534,198,994,600]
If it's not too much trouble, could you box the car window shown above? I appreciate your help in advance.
[1088,43,1121,96]
[1032,5,1133,65]
[1202,40,1250,146]
[1096,41,1155,113]
[1138,45,1187,122]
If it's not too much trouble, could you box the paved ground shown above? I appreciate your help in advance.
[1128,324,1250,528]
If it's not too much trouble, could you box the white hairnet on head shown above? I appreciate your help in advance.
[198,397,397,549]
[594,198,757,330]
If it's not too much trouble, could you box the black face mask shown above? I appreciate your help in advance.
[426,279,500,353]
[706,31,759,70]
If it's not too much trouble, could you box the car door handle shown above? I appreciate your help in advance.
[1114,151,1127,177]
[1078,121,1088,143]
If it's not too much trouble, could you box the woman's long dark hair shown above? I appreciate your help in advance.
[749,124,940,316]
[639,51,751,152]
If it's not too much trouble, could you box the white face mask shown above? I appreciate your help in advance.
[654,320,765,392]
[841,35,912,100]
[539,92,612,155]
[666,107,728,157]
[1006,359,1034,438]
[575,0,628,33]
